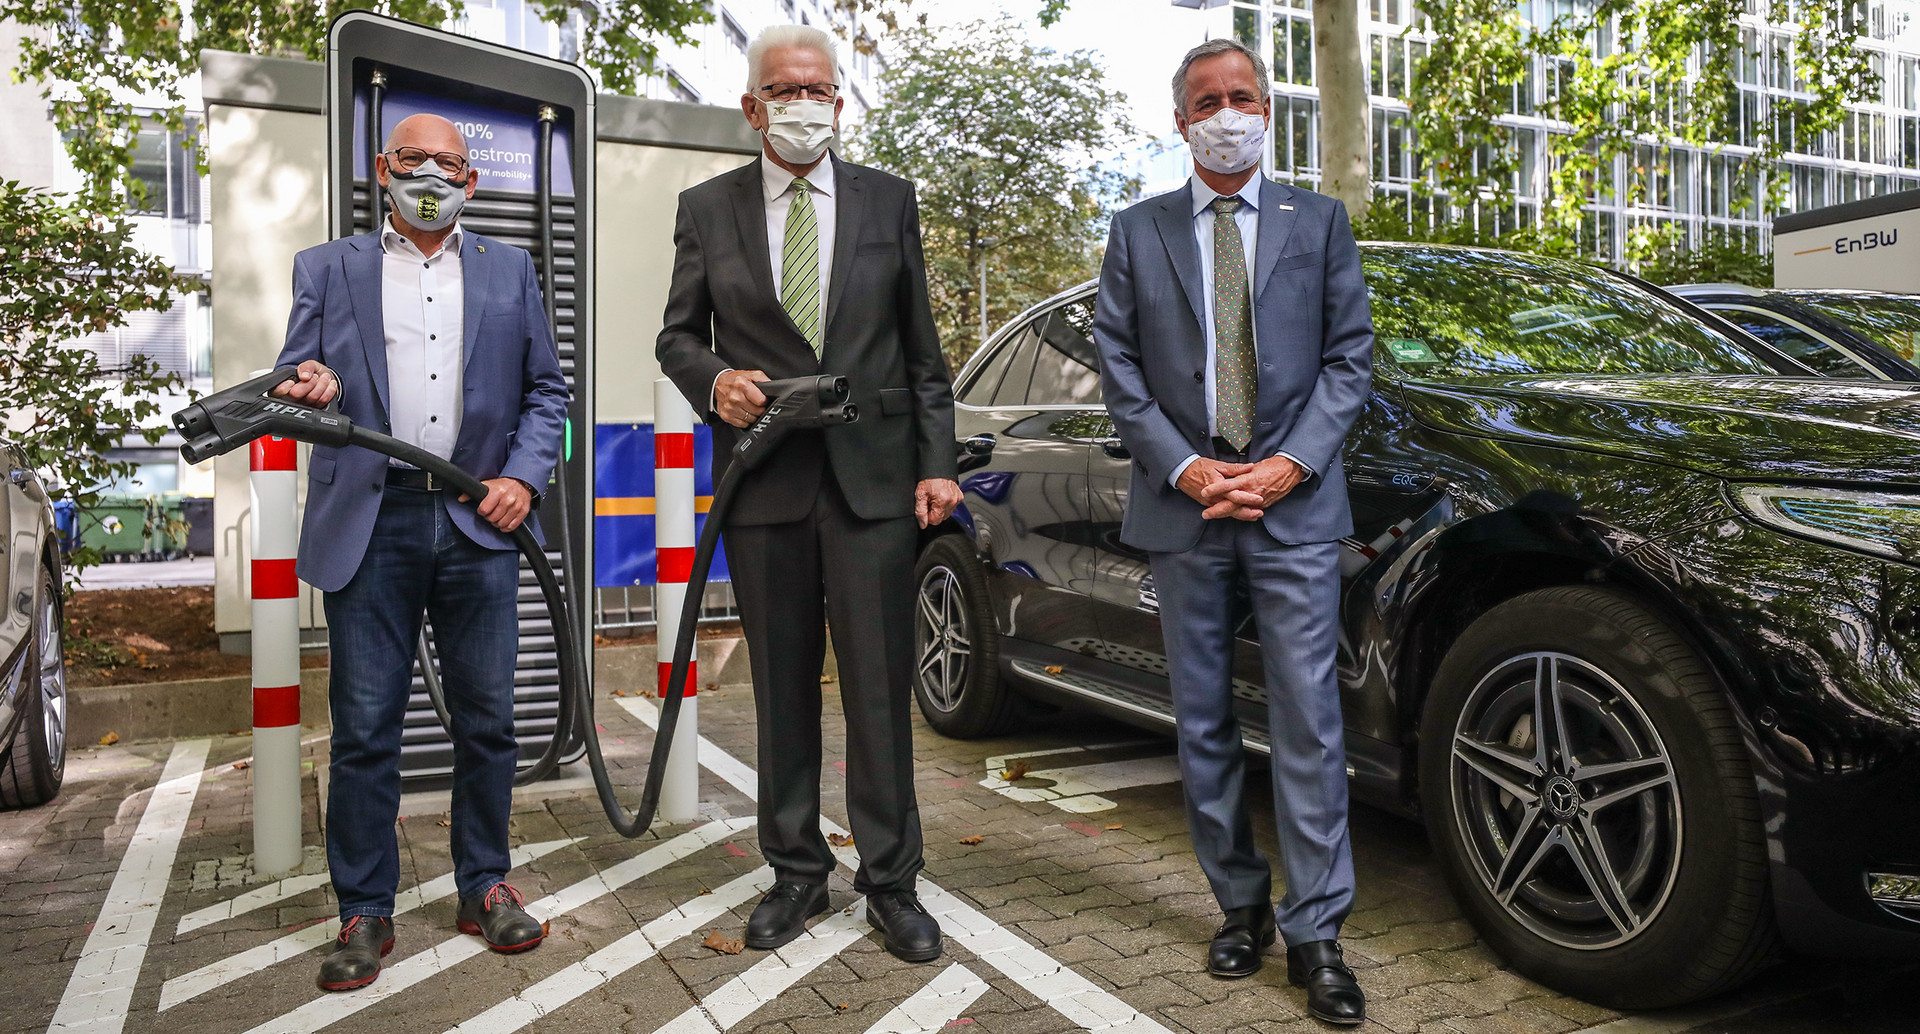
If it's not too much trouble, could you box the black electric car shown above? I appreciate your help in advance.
[1667,283,1920,382]
[0,437,66,808]
[911,244,1920,1008]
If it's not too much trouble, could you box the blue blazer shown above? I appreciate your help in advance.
[1092,179,1373,553]
[274,229,570,593]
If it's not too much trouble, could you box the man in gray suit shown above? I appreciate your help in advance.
[657,24,960,964]
[1092,37,1373,1026]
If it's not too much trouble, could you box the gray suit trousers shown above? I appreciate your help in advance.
[1150,522,1354,945]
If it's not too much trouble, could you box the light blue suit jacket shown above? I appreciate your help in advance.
[275,229,570,592]
[1092,179,1374,553]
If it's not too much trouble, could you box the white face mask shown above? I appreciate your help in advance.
[759,97,837,165]
[1184,106,1267,175]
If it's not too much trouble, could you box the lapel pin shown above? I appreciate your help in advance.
[1277,204,1294,211]
[476,244,485,252]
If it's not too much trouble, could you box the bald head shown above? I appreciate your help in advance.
[386,113,468,155]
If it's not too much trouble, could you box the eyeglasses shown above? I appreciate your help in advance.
[756,82,838,103]
[383,147,471,177]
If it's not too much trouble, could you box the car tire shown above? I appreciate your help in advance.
[1,562,67,809]
[911,534,1016,738]
[1418,585,1774,1009]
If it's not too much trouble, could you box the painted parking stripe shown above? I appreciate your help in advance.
[158,837,581,1011]
[444,866,774,1034]
[654,902,872,1033]
[176,871,333,936]
[860,963,990,1034]
[48,738,212,1034]
[622,698,1177,1034]
[978,754,1182,814]
[232,818,754,1034]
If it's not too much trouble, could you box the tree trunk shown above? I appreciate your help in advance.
[1312,0,1371,222]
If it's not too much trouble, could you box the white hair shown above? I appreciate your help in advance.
[746,24,840,93]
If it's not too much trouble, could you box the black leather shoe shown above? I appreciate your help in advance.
[1208,905,1277,978]
[456,883,547,953]
[866,889,943,963]
[1287,939,1365,1026]
[745,880,829,950]
[317,915,394,991]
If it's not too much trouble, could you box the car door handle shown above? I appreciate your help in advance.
[6,469,29,486]
[963,434,996,456]
[1099,438,1131,460]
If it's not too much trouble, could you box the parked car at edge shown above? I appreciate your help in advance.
[909,243,1920,1008]
[1667,283,1920,381]
[0,437,67,808]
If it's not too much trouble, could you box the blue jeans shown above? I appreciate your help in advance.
[322,484,521,919]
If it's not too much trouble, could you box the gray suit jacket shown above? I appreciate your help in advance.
[1092,179,1373,553]
[656,155,957,526]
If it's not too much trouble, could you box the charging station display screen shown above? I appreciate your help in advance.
[351,86,574,195]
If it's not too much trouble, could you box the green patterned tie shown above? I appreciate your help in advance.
[1211,196,1256,452]
[782,177,823,357]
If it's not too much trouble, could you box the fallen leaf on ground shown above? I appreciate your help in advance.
[827,832,854,847]
[837,1003,849,1011]
[232,760,251,771]
[593,634,614,647]
[1106,824,1123,830]
[703,682,718,691]
[1000,760,1031,781]
[699,889,712,895]
[98,732,120,746]
[701,929,744,954]
[958,835,984,845]
[1043,665,1063,675]
[437,819,452,827]
[820,674,837,684]
[611,689,627,697]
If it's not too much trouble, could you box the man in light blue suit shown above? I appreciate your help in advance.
[270,113,569,992]
[1093,38,1373,1026]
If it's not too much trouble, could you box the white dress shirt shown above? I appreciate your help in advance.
[711,158,838,411]
[1169,171,1313,488]
[381,219,464,465]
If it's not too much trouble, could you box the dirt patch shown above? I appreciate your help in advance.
[65,586,328,687]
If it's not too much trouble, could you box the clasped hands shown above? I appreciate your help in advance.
[715,368,961,530]
[1177,455,1307,521]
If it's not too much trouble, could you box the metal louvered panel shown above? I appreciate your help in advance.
[354,185,585,783]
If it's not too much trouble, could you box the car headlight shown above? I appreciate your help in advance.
[1733,485,1920,564]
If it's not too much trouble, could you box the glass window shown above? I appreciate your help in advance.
[1792,295,1920,364]
[989,326,1041,407]
[1025,299,1103,406]
[1710,306,1869,377]
[957,334,1016,406]
[1360,246,1784,378]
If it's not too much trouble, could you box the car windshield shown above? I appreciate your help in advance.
[1787,294,1920,364]
[1361,247,1785,378]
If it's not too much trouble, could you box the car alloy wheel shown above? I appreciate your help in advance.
[915,564,972,715]
[37,581,66,779]
[1448,651,1680,949]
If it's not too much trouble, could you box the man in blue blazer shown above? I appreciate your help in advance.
[1093,39,1373,1025]
[270,113,569,992]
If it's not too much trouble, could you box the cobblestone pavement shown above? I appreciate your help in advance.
[5,643,1910,1034]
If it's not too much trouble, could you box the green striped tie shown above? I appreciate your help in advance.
[781,178,823,357]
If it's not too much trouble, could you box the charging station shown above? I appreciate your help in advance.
[327,12,594,780]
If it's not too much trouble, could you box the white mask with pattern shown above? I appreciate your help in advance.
[1185,107,1266,175]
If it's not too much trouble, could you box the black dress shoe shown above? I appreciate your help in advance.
[456,883,547,953]
[1287,939,1365,1026]
[866,889,943,963]
[1208,905,1277,978]
[317,915,394,991]
[745,880,829,950]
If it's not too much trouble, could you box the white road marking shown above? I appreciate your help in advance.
[48,738,212,1034]
[655,901,871,1033]
[232,818,753,1034]
[860,963,990,1034]
[176,871,333,936]
[624,698,1177,1033]
[444,866,774,1034]
[158,838,580,1011]
[978,755,1182,814]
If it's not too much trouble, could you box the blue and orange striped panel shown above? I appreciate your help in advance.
[593,423,730,587]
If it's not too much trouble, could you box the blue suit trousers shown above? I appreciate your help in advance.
[1150,523,1355,945]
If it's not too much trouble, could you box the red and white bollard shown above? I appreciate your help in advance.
[654,379,700,823]
[250,434,303,874]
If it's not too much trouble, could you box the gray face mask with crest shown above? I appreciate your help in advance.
[387,163,469,232]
